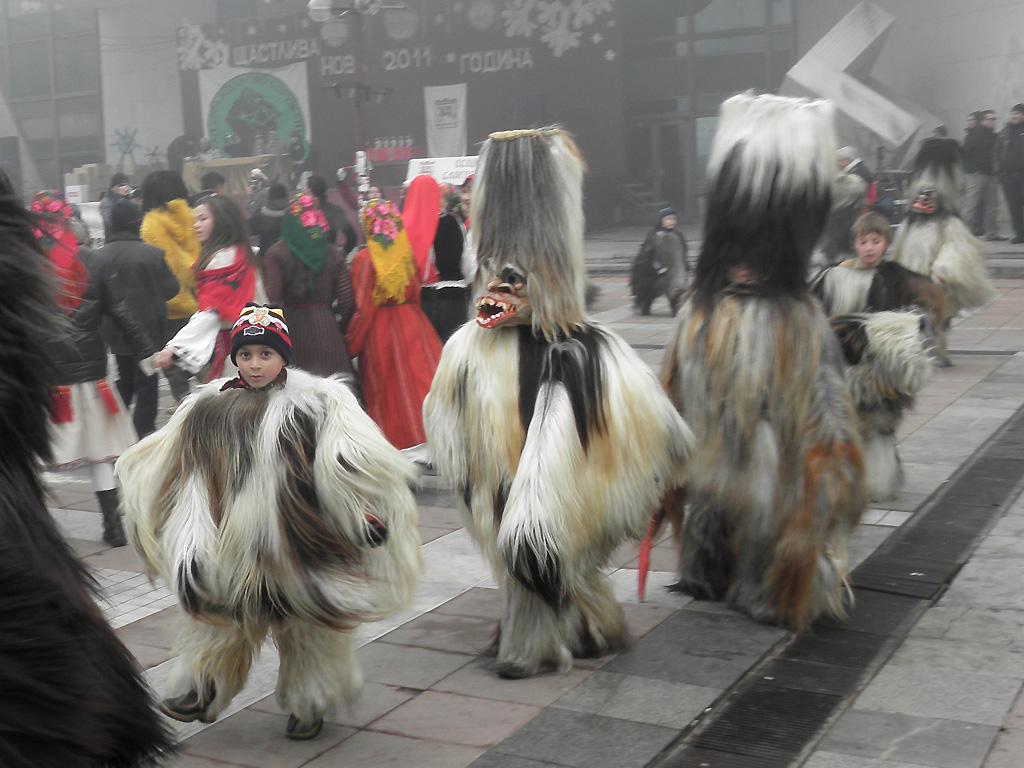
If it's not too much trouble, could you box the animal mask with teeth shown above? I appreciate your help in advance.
[472,127,587,339]
[476,264,531,329]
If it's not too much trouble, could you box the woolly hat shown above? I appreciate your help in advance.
[230,303,292,365]
[111,199,142,235]
[110,172,129,189]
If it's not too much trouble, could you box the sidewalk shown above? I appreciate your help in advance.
[44,277,1024,768]
[583,225,1024,279]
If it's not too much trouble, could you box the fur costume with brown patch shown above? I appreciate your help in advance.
[661,93,867,629]
[831,312,933,500]
[424,128,693,678]
[116,368,420,724]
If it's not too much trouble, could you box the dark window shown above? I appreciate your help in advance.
[9,39,51,98]
[54,33,99,93]
[694,0,767,33]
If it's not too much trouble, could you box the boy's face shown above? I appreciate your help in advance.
[854,232,888,268]
[235,345,286,389]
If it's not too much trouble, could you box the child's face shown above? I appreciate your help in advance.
[235,345,285,389]
[854,232,888,268]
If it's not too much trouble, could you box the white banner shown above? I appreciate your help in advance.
[198,62,310,153]
[424,83,467,159]
[405,156,478,186]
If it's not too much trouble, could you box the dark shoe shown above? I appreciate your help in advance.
[986,234,1009,241]
[286,714,324,740]
[160,690,212,723]
[96,488,126,547]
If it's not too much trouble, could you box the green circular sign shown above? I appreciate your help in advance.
[207,72,307,160]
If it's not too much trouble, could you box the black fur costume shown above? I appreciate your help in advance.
[0,174,172,767]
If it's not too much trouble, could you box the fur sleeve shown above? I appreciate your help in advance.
[422,323,473,488]
[310,377,421,612]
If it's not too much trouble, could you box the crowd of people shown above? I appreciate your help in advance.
[2,92,1002,762]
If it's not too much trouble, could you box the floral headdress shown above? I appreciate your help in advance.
[30,191,87,312]
[30,190,76,250]
[360,199,404,247]
[360,199,414,306]
[288,194,329,238]
[282,194,331,294]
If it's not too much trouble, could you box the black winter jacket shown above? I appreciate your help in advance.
[964,126,997,175]
[44,247,157,385]
[98,233,179,355]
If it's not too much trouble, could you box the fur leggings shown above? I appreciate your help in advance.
[166,611,361,722]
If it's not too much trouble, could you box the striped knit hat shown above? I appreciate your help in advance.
[230,303,292,364]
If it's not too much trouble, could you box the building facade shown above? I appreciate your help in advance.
[1,1,1022,223]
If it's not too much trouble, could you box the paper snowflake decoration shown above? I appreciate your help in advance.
[500,0,615,58]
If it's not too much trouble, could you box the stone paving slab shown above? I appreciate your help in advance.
[819,710,998,768]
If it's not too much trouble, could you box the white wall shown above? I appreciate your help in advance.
[98,0,213,174]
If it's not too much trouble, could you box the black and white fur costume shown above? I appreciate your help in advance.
[424,128,693,679]
[831,312,933,501]
[891,139,994,329]
[661,94,867,629]
[0,172,172,767]
[116,368,420,729]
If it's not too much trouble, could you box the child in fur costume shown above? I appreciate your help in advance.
[812,213,950,363]
[891,138,995,364]
[424,128,693,679]
[116,303,420,740]
[661,93,866,630]
[0,172,172,767]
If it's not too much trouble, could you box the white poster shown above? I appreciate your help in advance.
[424,83,467,158]
[198,62,311,154]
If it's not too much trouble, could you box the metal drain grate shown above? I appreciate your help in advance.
[693,685,838,763]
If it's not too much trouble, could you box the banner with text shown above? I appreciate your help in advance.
[424,83,467,159]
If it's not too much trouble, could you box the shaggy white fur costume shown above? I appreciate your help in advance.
[116,368,420,723]
[424,127,693,678]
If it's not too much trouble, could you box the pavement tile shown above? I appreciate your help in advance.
[607,569,694,610]
[621,601,676,639]
[1002,684,1024,730]
[432,657,592,706]
[125,641,174,670]
[803,752,942,768]
[434,586,503,620]
[911,604,1024,647]
[251,681,416,728]
[380,610,498,655]
[492,708,678,768]
[69,537,110,557]
[552,670,719,729]
[983,724,1024,768]
[357,641,474,689]
[115,606,178,649]
[180,708,354,768]
[163,754,256,767]
[303,731,483,768]
[604,610,783,688]
[469,754,564,768]
[820,709,997,768]
[83,545,149,573]
[420,525,454,544]
[369,690,540,748]
[418,504,465,528]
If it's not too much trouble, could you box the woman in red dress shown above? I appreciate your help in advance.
[347,199,441,450]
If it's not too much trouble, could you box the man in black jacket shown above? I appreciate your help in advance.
[998,104,1024,243]
[964,109,1006,239]
[99,200,179,436]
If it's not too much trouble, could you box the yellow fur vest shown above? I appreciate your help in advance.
[141,199,200,320]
